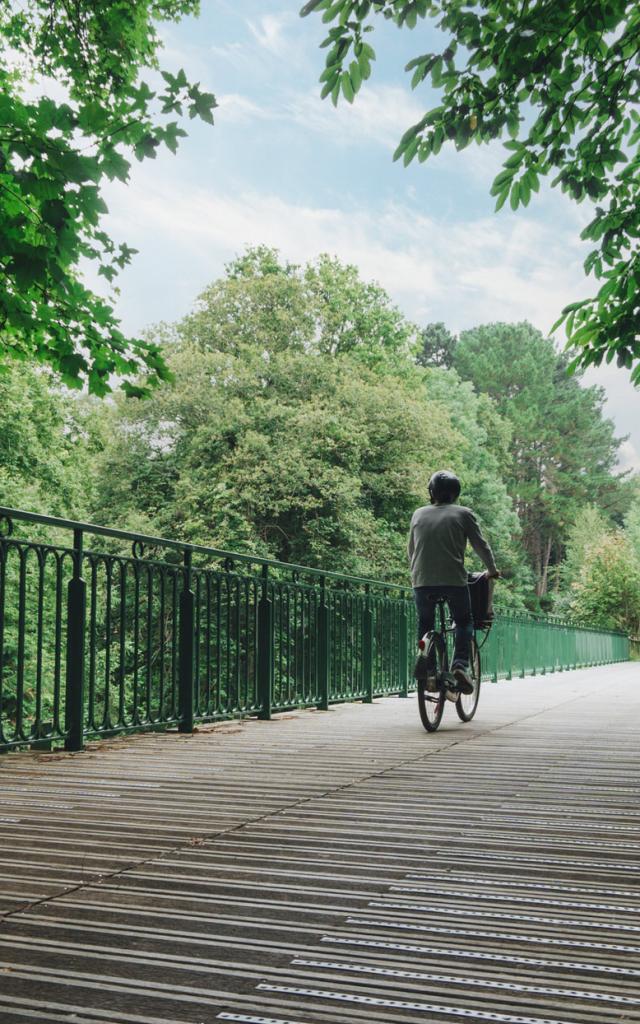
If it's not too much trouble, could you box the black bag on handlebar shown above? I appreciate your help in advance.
[467,572,495,629]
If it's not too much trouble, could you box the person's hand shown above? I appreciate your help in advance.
[487,570,502,580]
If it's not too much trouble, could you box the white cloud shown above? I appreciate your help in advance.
[285,85,426,150]
[617,440,640,474]
[105,172,587,338]
[246,12,294,56]
[583,363,640,474]
[210,40,248,68]
[211,84,427,150]
[217,93,269,123]
[209,10,306,70]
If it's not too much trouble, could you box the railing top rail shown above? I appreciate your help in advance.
[0,506,629,638]
[0,505,411,593]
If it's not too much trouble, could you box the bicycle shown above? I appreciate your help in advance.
[416,596,484,732]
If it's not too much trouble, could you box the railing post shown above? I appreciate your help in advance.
[258,565,273,720]
[178,549,195,733]
[398,600,409,698]
[65,529,86,752]
[317,577,330,710]
[363,585,373,703]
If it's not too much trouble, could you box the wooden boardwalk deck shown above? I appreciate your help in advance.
[0,662,638,1024]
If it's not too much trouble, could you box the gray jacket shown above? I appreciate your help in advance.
[408,503,497,587]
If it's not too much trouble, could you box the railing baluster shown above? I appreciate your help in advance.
[258,565,273,720]
[118,561,126,727]
[399,600,409,698]
[317,578,329,711]
[132,562,140,725]
[178,549,195,734]
[363,584,373,704]
[64,529,86,753]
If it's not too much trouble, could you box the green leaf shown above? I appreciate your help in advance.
[189,90,217,125]
[490,167,515,195]
[300,0,328,14]
[163,122,188,155]
[411,64,426,89]
[359,54,372,80]
[550,312,567,333]
[506,113,519,139]
[561,299,590,314]
[101,149,130,182]
[41,199,68,228]
[349,60,362,93]
[9,253,48,288]
[403,136,419,166]
[564,354,582,375]
[405,53,432,72]
[341,71,355,103]
[322,1,345,23]
[320,75,339,99]
[494,186,510,212]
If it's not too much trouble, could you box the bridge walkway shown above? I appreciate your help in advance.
[0,662,638,1024]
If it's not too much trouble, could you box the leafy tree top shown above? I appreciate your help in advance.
[0,0,216,396]
[178,245,419,365]
[301,0,640,383]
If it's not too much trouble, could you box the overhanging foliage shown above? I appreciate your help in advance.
[301,0,640,382]
[0,1,216,395]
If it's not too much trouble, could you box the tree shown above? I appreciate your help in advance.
[0,1,216,396]
[566,530,640,635]
[423,366,532,608]
[0,362,95,516]
[0,362,100,728]
[302,0,640,382]
[180,246,418,367]
[416,322,457,369]
[91,344,461,580]
[625,493,640,554]
[90,250,527,605]
[452,322,625,596]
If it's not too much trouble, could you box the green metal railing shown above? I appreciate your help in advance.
[0,507,629,752]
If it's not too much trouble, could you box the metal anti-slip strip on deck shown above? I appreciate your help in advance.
[0,506,630,752]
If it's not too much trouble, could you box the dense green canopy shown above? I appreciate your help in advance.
[0,0,215,395]
[93,250,528,601]
[452,322,625,595]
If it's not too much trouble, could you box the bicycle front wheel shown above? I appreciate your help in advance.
[456,636,481,722]
[418,634,446,733]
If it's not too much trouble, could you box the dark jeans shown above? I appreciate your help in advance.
[413,585,473,669]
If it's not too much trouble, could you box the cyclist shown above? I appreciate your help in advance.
[408,470,500,698]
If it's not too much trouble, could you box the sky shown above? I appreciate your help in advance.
[96,1,639,471]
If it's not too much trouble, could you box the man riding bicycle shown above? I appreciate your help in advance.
[408,470,500,698]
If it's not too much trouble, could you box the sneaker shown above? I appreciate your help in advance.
[442,671,458,701]
[453,666,474,695]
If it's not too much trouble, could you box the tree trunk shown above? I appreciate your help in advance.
[537,535,553,597]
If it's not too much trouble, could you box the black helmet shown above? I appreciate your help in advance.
[428,470,461,504]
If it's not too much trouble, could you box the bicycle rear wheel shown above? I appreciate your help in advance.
[456,636,481,722]
[417,634,446,732]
